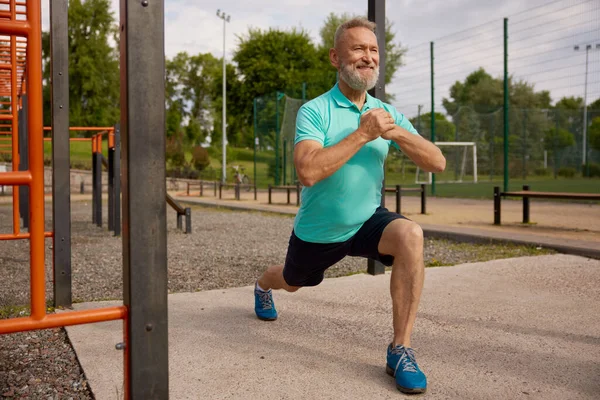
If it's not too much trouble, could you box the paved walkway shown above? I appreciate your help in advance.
[66,254,600,399]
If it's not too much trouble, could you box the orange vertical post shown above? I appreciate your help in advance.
[10,12,19,235]
[27,0,46,320]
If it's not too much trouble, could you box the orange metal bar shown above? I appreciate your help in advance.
[43,126,114,131]
[0,20,30,36]
[0,232,53,241]
[11,34,19,236]
[108,129,115,148]
[0,306,127,335]
[43,137,92,142]
[27,0,46,320]
[0,170,31,185]
[92,134,97,153]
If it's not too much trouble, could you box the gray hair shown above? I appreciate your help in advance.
[334,17,377,49]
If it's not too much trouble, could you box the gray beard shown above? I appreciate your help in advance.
[339,62,380,91]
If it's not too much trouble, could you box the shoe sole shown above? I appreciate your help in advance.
[386,365,427,395]
[257,315,277,321]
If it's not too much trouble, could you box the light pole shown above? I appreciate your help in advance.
[217,9,230,183]
[574,43,600,176]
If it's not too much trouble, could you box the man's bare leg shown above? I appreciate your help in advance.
[257,265,301,292]
[378,219,425,347]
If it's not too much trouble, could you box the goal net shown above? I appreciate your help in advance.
[416,142,478,184]
[279,95,305,185]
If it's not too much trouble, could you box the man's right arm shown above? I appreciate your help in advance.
[294,132,370,187]
[294,108,395,187]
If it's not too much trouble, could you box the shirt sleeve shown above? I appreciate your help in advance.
[388,107,419,150]
[295,105,325,146]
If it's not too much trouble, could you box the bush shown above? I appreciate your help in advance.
[586,163,600,178]
[557,167,576,178]
[533,167,549,176]
[166,163,199,179]
[166,136,185,168]
[191,146,210,172]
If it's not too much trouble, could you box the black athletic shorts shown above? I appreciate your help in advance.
[282,207,407,287]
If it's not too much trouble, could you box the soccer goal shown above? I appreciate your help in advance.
[415,142,478,184]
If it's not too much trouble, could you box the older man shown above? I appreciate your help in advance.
[253,17,446,394]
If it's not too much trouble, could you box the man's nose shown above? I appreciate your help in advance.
[363,50,376,64]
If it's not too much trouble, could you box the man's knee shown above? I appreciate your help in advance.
[285,285,301,293]
[381,220,424,257]
[402,221,424,246]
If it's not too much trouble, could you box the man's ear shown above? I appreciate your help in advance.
[329,48,340,69]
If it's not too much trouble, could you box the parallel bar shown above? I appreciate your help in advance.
[367,0,386,276]
[0,306,127,335]
[28,0,48,321]
[120,0,169,396]
[0,231,53,241]
[166,192,185,214]
[51,0,72,309]
[0,170,31,185]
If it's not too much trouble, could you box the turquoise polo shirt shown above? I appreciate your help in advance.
[293,83,419,244]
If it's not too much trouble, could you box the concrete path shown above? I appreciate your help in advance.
[66,254,600,399]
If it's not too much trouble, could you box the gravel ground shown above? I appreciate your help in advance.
[0,199,554,399]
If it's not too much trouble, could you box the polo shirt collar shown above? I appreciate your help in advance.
[331,82,377,111]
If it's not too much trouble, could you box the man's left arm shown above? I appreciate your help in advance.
[382,111,446,173]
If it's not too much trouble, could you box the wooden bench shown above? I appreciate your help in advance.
[268,183,302,206]
[384,184,427,215]
[493,185,600,225]
[166,193,191,233]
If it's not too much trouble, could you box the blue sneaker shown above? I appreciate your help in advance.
[254,283,277,321]
[386,344,427,394]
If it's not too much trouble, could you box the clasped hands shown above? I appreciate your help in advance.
[357,108,398,142]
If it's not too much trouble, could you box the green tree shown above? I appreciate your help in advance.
[590,117,600,152]
[42,0,120,131]
[165,51,220,145]
[409,112,455,142]
[234,28,322,99]
[318,12,406,102]
[545,127,575,154]
[442,68,552,176]
[231,28,324,148]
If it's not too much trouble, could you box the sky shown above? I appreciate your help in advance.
[40,0,600,118]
